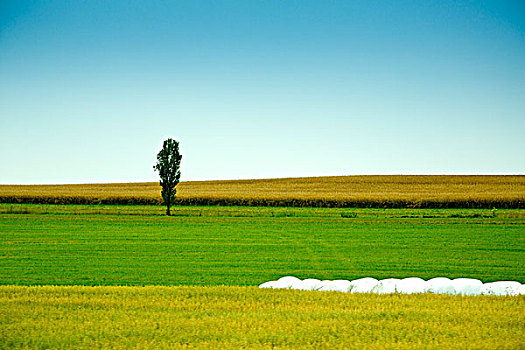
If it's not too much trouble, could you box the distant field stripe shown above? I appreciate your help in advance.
[1,175,524,208]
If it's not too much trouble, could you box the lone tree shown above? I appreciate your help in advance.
[153,138,182,216]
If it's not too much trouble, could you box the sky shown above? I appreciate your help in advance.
[1,0,524,184]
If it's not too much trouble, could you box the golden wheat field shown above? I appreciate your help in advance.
[0,175,523,208]
[0,286,523,349]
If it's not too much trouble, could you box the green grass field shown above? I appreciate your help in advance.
[1,286,523,349]
[1,204,523,285]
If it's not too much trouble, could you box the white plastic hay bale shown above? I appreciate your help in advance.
[318,280,351,292]
[321,280,352,292]
[371,278,400,294]
[318,280,350,293]
[452,278,483,296]
[291,278,323,291]
[260,276,302,289]
[317,281,334,292]
[480,281,522,296]
[426,277,455,295]
[348,278,379,293]
[315,280,333,291]
[302,278,323,291]
[259,280,279,289]
[520,284,525,295]
[396,277,427,294]
[273,276,302,289]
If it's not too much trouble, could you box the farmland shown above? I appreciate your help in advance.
[1,285,523,349]
[1,175,524,208]
[1,204,523,286]
[1,190,524,348]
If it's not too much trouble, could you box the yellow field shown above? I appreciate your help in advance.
[0,175,524,208]
[0,286,522,349]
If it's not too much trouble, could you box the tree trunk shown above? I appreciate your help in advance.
[166,188,171,216]
[166,196,171,216]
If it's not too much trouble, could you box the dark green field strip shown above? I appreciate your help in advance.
[0,207,523,286]
[1,194,523,208]
[2,203,523,219]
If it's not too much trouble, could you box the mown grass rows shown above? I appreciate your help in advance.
[1,175,524,208]
[1,205,523,286]
[1,286,523,349]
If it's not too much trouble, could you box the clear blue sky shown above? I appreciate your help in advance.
[1,1,524,184]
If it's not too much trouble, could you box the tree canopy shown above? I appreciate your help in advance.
[153,138,182,216]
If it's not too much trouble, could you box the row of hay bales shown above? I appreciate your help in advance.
[1,195,523,209]
[260,276,525,296]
